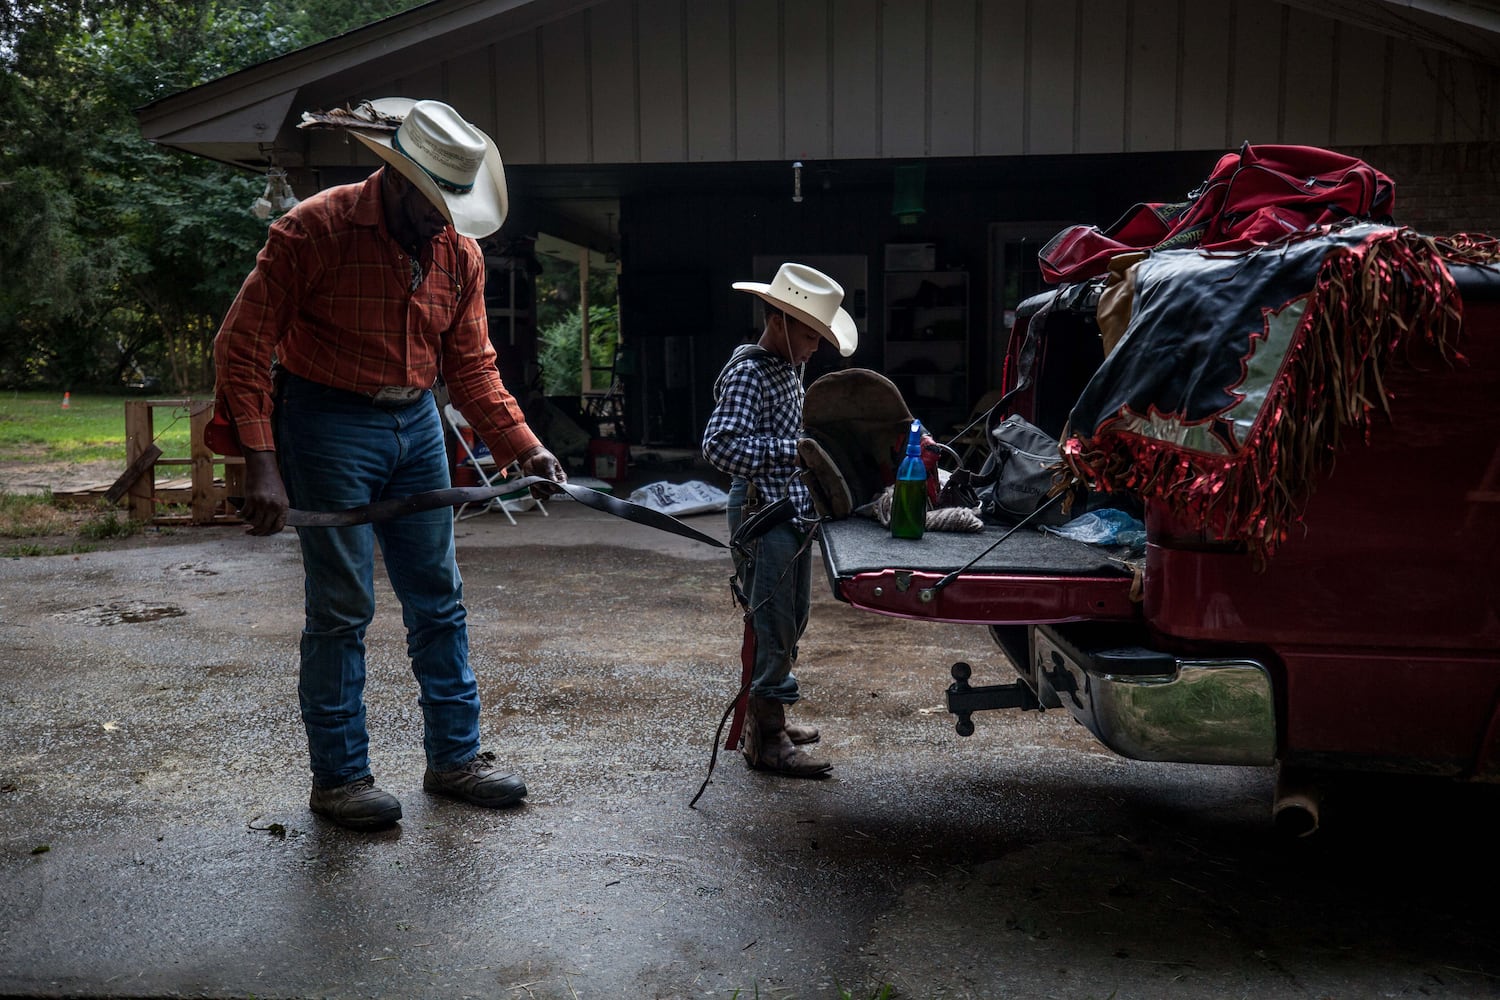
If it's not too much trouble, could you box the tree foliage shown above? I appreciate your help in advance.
[0,0,426,391]
[535,253,621,397]
[538,304,620,398]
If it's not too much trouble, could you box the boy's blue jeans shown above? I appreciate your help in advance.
[727,478,811,704]
[275,375,479,788]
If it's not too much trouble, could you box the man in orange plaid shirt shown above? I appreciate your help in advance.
[212,99,564,832]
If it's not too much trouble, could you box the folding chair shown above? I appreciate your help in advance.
[442,404,548,523]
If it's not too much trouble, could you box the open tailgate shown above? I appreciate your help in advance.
[817,517,1139,625]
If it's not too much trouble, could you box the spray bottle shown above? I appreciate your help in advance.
[890,419,927,539]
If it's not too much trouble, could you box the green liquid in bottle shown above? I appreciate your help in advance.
[890,478,927,539]
[890,419,927,539]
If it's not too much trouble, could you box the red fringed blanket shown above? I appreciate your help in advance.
[1063,224,1500,564]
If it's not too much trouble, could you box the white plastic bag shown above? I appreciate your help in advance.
[627,480,729,517]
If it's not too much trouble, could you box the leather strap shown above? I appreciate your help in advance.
[728,496,802,554]
[284,477,728,549]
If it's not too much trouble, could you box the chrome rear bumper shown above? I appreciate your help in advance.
[1034,625,1277,766]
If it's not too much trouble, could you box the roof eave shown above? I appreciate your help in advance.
[137,0,595,166]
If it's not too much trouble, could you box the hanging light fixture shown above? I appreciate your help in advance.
[892,163,926,225]
[250,165,299,220]
[792,161,804,203]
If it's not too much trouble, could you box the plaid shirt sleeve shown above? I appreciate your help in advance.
[212,213,310,452]
[702,357,799,482]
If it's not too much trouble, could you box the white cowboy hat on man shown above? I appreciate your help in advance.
[301,97,508,239]
[733,262,858,357]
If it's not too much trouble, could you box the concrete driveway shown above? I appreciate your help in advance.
[2,494,1497,999]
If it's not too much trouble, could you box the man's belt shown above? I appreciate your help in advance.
[284,476,728,549]
[368,385,428,407]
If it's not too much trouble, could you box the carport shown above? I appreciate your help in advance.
[136,0,1500,447]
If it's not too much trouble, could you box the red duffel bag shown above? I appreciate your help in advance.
[1038,142,1396,284]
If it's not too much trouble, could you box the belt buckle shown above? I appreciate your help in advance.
[371,386,423,406]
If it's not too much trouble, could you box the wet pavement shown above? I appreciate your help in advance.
[2,488,1498,999]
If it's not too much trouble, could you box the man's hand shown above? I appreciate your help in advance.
[240,449,290,536]
[516,445,567,492]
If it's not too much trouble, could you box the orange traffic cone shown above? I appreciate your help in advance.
[61,392,70,409]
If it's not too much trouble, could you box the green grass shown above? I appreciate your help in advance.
[78,505,140,540]
[0,492,79,537]
[0,394,166,555]
[2,539,104,558]
[0,494,143,557]
[0,390,198,464]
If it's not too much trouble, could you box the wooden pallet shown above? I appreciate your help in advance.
[52,476,235,520]
[74,399,247,525]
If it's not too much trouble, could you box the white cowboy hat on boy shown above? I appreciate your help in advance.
[306,97,509,239]
[733,262,858,357]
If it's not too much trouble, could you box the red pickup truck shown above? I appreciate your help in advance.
[815,225,1500,835]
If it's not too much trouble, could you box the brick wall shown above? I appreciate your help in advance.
[1342,142,1500,236]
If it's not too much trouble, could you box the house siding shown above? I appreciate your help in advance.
[303,0,1497,168]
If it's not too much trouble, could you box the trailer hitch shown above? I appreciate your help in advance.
[946,661,1041,736]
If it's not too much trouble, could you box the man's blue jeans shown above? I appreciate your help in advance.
[276,375,479,788]
[727,478,811,704]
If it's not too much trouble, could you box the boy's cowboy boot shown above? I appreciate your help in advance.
[784,718,820,745]
[743,696,832,778]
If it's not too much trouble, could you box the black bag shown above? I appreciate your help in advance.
[978,413,1077,526]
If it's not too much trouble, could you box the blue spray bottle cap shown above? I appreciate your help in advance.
[904,419,922,456]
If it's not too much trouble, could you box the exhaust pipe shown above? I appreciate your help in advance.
[1272,766,1321,837]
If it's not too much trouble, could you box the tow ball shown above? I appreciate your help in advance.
[945,661,1041,736]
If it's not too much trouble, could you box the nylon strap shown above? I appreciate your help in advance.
[284,477,728,549]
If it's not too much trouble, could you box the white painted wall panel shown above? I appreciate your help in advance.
[880,0,928,156]
[305,127,367,169]
[396,65,446,104]
[1026,0,1077,154]
[976,0,1026,155]
[784,1,832,159]
[1438,55,1491,142]
[685,1,734,160]
[541,16,591,162]
[415,0,1500,166]
[1077,1,1128,154]
[1181,2,1233,150]
[1384,41,1434,143]
[1281,7,1333,143]
[1332,24,1388,145]
[491,32,542,163]
[930,0,978,156]
[637,0,687,161]
[734,0,783,158]
[1229,0,1283,145]
[831,0,881,157]
[590,2,639,161]
[1127,0,1179,152]
[445,48,496,136]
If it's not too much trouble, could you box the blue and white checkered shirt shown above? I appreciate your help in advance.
[702,344,809,514]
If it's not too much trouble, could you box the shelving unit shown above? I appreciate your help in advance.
[884,270,969,431]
